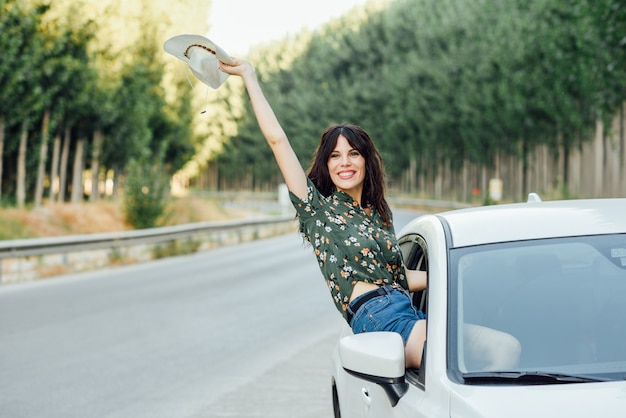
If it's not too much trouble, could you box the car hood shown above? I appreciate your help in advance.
[450,381,626,418]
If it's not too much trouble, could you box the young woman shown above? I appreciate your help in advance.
[219,58,518,370]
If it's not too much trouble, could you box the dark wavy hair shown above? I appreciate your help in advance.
[307,124,392,226]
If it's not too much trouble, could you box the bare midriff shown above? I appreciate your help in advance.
[349,281,380,303]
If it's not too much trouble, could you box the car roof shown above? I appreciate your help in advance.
[436,197,626,248]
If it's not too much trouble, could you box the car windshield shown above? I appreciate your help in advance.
[448,233,626,383]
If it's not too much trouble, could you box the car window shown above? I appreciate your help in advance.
[399,234,429,387]
[449,233,626,381]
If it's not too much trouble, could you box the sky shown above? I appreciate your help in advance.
[207,0,373,56]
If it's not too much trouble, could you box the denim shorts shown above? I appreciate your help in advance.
[347,285,426,345]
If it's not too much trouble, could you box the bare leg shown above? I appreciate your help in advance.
[405,319,427,368]
[464,323,521,371]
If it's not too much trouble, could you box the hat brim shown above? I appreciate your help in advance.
[164,34,235,65]
[164,34,235,89]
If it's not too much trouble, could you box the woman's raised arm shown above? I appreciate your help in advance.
[219,59,308,200]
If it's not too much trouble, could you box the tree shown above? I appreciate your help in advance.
[34,4,97,205]
[0,1,49,205]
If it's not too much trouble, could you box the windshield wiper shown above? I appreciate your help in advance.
[462,371,609,385]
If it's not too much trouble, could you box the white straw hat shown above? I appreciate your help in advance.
[164,34,235,89]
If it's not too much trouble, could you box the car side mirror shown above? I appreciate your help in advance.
[338,332,409,407]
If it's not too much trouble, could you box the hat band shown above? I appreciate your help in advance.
[184,43,217,59]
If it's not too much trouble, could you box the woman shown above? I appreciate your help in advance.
[219,58,519,370]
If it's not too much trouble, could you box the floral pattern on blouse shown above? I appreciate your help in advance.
[289,178,408,321]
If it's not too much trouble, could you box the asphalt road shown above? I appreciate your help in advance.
[0,209,419,418]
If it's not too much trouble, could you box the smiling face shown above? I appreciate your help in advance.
[327,135,366,203]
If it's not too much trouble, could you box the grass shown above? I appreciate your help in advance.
[0,215,37,240]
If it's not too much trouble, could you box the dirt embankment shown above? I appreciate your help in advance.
[0,197,251,240]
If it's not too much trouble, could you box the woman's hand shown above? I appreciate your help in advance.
[219,58,255,79]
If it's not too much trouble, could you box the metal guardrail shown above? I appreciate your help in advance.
[0,215,297,283]
[0,216,294,260]
[389,197,473,210]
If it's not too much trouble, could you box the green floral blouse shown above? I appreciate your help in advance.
[290,178,409,321]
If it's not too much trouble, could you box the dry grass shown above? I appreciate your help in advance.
[0,196,253,239]
[164,196,250,225]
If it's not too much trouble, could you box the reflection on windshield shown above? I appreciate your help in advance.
[450,234,626,382]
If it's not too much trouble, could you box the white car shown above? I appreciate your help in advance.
[331,196,626,417]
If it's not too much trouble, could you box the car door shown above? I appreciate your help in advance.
[354,234,431,417]
[335,226,449,418]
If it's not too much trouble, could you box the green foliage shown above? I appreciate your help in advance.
[0,1,48,126]
[213,0,626,192]
[1,0,625,204]
[0,0,196,207]
[122,159,170,229]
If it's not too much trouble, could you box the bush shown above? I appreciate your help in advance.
[123,160,170,229]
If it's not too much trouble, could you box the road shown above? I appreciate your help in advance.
[0,210,419,418]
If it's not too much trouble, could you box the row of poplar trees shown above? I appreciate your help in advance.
[1,0,625,211]
[209,0,626,198]
[0,0,210,210]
